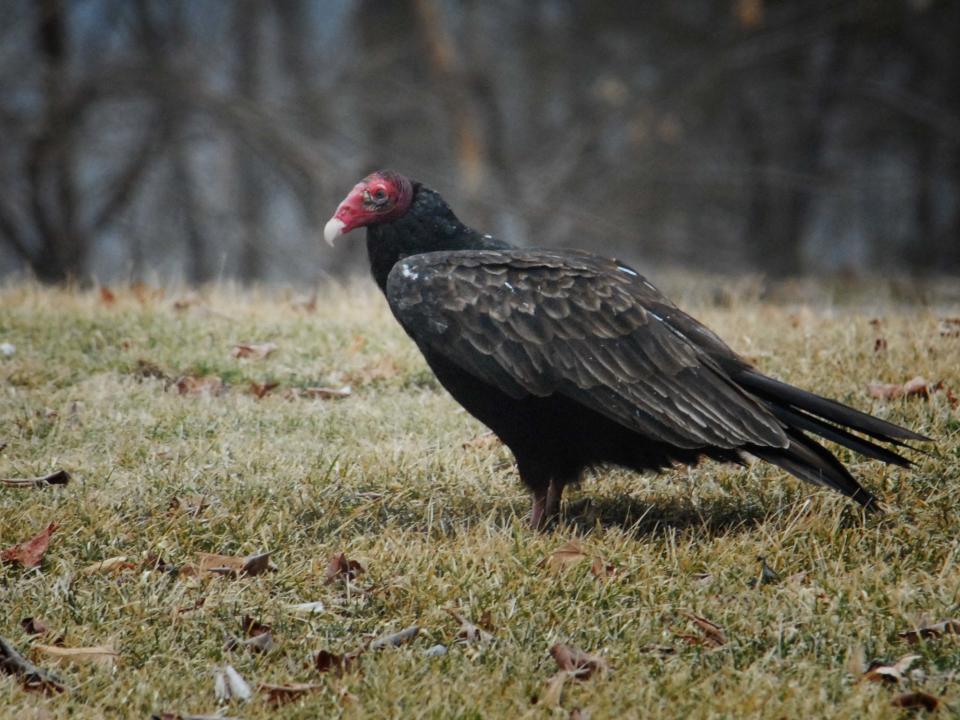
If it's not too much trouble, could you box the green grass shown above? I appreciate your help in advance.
[1,279,959,719]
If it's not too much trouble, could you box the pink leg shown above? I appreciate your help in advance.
[530,479,562,530]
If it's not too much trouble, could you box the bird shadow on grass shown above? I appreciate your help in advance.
[557,493,771,539]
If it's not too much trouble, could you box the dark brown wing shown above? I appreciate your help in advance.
[386,249,788,451]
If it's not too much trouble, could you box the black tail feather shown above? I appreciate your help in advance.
[767,404,913,468]
[749,430,878,510]
[737,370,931,444]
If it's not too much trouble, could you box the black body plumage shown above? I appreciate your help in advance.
[362,180,928,525]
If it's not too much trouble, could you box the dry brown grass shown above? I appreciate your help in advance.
[1,278,958,719]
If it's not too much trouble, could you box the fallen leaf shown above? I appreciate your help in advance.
[34,644,118,668]
[939,318,960,337]
[174,375,224,396]
[231,342,278,360]
[444,608,495,644]
[224,632,273,654]
[1,523,57,568]
[314,648,363,676]
[171,293,201,312]
[899,619,960,644]
[286,600,325,614]
[0,635,64,693]
[81,556,136,576]
[370,625,420,650]
[891,691,941,711]
[874,337,888,352]
[259,683,322,707]
[1,470,70,488]
[136,359,169,381]
[324,552,365,583]
[590,556,617,580]
[184,551,274,578]
[298,386,352,400]
[205,551,274,578]
[550,643,609,680]
[675,613,727,648]
[862,654,921,683]
[868,376,933,400]
[539,670,572,708]
[130,282,164,304]
[214,664,252,702]
[248,381,279,399]
[542,541,590,570]
[462,431,501,450]
[99,286,116,305]
[168,494,210,517]
[20,618,49,636]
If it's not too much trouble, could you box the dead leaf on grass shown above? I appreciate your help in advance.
[444,608,495,644]
[874,337,888,352]
[674,613,727,648]
[20,618,49,636]
[868,376,934,400]
[259,683,323,707]
[213,664,252,702]
[549,643,609,679]
[370,625,420,650]
[0,635,64,694]
[183,551,275,578]
[891,691,941,711]
[136,359,169,381]
[314,648,363,676]
[462,431,501,450]
[174,375,224,396]
[1,470,70,488]
[1,522,57,568]
[34,643,118,668]
[939,318,960,337]
[81,556,137,575]
[296,385,352,400]
[231,342,278,360]
[99,286,116,305]
[861,654,921,683]
[324,552,365,583]
[286,600,325,614]
[590,556,618,580]
[542,540,589,570]
[168,494,210,517]
[899,619,960,644]
[248,381,279,399]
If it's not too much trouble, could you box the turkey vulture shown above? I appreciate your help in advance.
[324,170,929,528]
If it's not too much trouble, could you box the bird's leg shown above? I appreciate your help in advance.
[530,478,562,530]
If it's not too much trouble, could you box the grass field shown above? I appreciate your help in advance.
[1,278,959,719]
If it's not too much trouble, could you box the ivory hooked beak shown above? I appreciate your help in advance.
[323,217,346,246]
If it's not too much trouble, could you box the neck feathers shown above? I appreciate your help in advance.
[366,183,510,291]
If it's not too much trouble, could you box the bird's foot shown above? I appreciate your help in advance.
[530,479,562,531]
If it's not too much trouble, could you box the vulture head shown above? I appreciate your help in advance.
[324,170,414,245]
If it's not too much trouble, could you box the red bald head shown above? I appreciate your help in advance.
[324,170,414,245]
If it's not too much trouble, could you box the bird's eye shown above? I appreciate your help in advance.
[373,188,387,201]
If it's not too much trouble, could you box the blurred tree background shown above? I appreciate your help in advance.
[1,0,958,285]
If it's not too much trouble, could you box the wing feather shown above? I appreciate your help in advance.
[387,249,787,450]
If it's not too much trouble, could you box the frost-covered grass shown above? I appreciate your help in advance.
[1,279,958,719]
